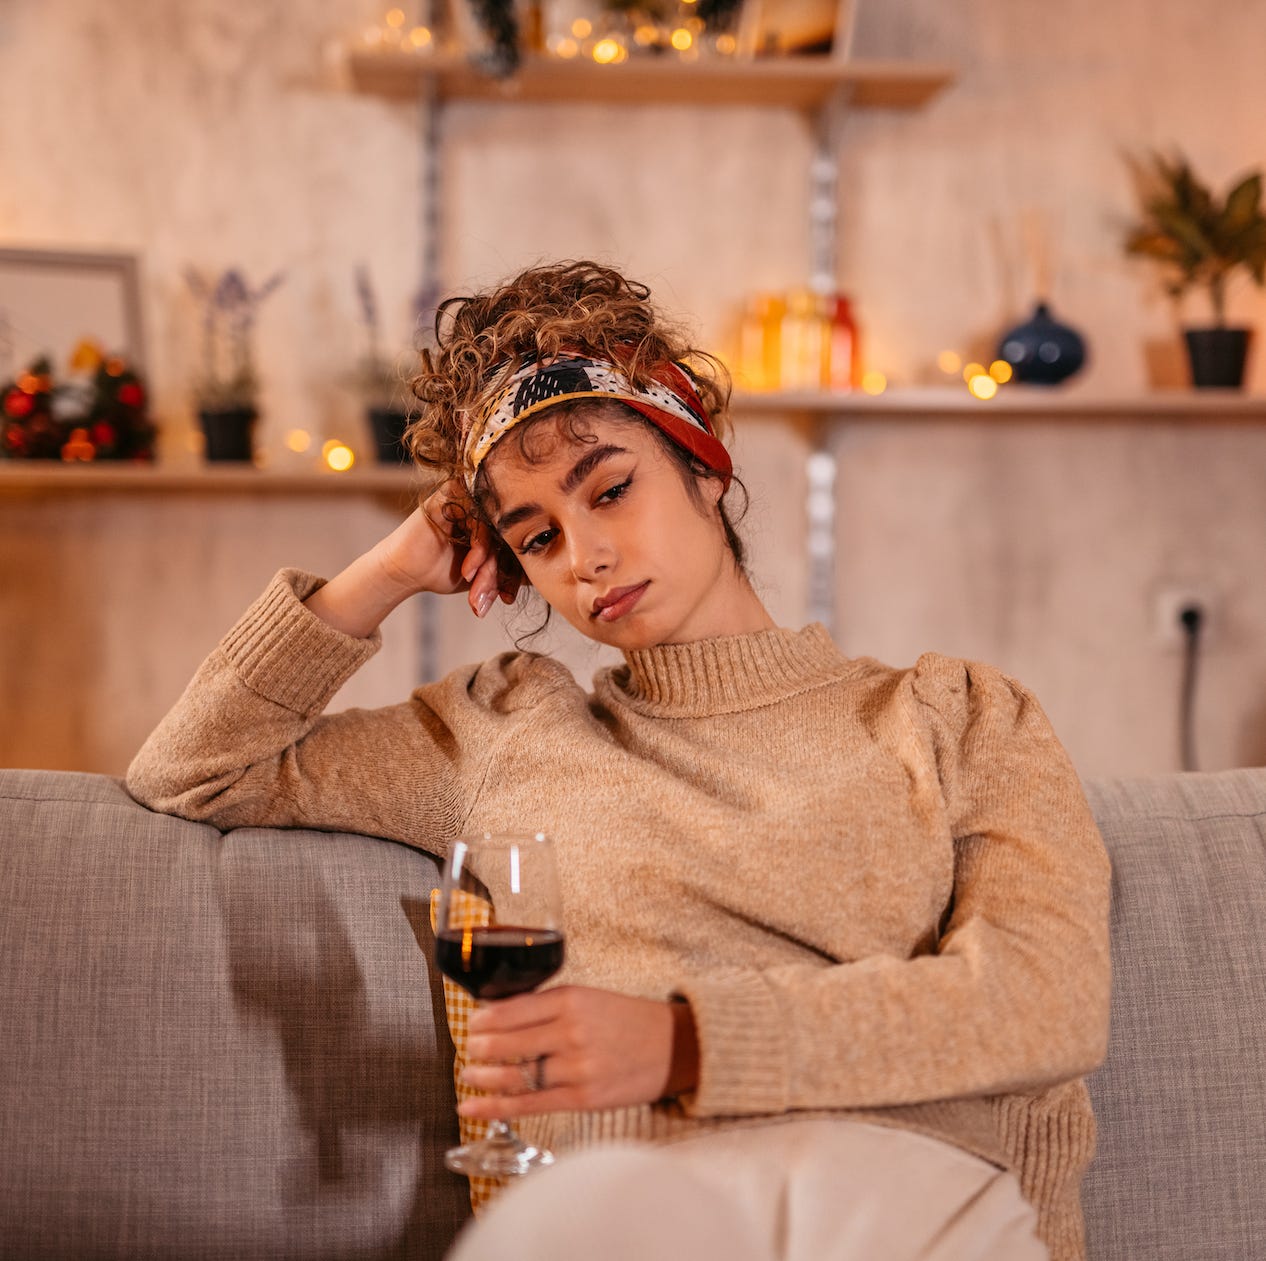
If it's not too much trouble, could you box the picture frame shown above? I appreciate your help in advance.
[0,247,146,378]
[744,0,857,59]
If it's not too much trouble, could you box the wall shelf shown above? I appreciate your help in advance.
[0,463,422,496]
[5,390,1263,498]
[345,50,955,112]
[733,387,1266,422]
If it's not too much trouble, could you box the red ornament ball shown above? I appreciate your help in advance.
[4,389,35,419]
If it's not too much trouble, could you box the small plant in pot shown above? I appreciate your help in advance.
[353,264,414,464]
[1124,151,1266,388]
[185,267,284,460]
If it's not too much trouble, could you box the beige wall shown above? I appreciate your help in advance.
[2,0,1265,779]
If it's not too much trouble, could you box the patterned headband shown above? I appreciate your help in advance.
[462,353,732,489]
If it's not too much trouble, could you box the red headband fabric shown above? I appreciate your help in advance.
[464,352,732,488]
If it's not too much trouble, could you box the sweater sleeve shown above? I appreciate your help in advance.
[672,654,1113,1118]
[126,568,511,851]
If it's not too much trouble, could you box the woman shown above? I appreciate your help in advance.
[127,261,1111,1261]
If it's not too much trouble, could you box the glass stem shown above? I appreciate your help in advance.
[485,1118,518,1146]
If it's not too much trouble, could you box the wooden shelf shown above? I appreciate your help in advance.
[5,389,1263,499]
[732,386,1266,421]
[0,463,424,496]
[346,50,955,112]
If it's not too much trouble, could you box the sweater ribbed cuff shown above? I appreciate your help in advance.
[672,970,789,1117]
[219,568,380,714]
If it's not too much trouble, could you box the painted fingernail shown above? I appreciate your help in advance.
[475,591,494,618]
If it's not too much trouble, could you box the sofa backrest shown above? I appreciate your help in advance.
[0,768,470,1261]
[1082,767,1266,1261]
[5,765,1265,1261]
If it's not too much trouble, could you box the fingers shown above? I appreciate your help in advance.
[456,989,677,1120]
[419,480,518,617]
[460,991,571,1114]
[462,545,500,618]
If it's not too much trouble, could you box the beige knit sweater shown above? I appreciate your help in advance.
[128,570,1112,1260]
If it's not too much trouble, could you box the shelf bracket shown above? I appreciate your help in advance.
[805,424,838,636]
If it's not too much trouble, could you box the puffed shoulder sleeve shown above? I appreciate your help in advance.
[909,652,1113,1072]
[674,652,1112,1119]
[126,569,550,851]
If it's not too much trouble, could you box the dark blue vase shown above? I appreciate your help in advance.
[997,302,1087,384]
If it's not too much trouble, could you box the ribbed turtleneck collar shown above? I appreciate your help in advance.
[599,622,854,717]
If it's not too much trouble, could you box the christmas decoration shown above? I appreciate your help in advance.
[0,341,156,462]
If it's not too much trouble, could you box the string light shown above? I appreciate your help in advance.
[988,359,1014,383]
[323,440,355,472]
[967,373,998,400]
[591,37,622,63]
[937,350,962,375]
[285,429,311,453]
[861,371,887,396]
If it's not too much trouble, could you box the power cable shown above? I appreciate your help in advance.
[1178,603,1204,773]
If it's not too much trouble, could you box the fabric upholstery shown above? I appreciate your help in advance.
[1082,768,1266,1261]
[0,768,470,1260]
[3,764,1265,1261]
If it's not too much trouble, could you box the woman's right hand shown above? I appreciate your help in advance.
[382,481,521,618]
[304,482,520,639]
[410,481,519,617]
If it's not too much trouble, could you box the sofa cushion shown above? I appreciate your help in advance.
[1082,768,1266,1261]
[0,769,470,1260]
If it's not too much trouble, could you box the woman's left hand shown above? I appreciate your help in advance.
[457,986,685,1119]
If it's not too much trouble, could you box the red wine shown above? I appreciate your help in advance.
[435,926,565,1000]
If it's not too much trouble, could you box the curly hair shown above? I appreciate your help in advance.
[404,260,733,483]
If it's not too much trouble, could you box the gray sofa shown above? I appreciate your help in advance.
[2,766,1264,1260]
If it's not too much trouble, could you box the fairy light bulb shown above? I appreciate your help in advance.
[324,442,355,472]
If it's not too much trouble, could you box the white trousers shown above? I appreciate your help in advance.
[447,1118,1048,1261]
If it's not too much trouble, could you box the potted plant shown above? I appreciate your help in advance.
[1124,151,1266,388]
[352,264,414,464]
[185,267,283,460]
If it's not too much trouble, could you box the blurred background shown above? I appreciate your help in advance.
[2,0,1265,780]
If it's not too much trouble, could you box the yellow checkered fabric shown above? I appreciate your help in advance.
[429,887,504,1213]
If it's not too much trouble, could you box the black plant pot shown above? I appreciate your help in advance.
[368,407,411,464]
[198,406,257,462]
[1184,327,1252,388]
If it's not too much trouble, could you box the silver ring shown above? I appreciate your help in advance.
[518,1055,547,1092]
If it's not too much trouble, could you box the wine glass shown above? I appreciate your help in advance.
[434,832,565,1178]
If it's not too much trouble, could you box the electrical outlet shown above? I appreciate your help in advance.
[1153,587,1217,649]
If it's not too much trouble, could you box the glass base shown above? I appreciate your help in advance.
[445,1127,556,1179]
